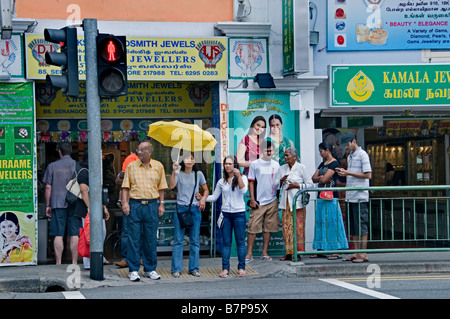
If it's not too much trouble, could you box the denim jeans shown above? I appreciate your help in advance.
[127,199,158,272]
[221,211,246,271]
[120,212,129,262]
[171,205,201,273]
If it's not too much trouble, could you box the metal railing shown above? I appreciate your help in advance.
[291,185,450,262]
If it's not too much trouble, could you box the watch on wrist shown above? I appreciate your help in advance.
[160,200,165,204]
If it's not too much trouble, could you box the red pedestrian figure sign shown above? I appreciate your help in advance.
[107,40,116,61]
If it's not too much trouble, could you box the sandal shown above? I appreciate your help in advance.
[343,255,357,262]
[279,254,292,261]
[238,269,246,277]
[260,255,272,261]
[219,270,229,278]
[172,271,180,278]
[352,257,369,263]
[310,254,327,258]
[245,257,254,264]
[327,255,342,260]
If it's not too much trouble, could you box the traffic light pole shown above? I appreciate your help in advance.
[83,18,104,281]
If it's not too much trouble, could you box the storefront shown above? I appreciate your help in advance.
[25,33,228,260]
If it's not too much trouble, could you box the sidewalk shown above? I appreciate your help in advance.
[1,251,450,293]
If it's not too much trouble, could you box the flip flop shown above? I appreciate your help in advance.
[327,255,342,260]
[238,269,246,277]
[260,256,272,261]
[219,270,229,278]
[343,255,357,262]
[245,257,254,264]
[352,257,369,263]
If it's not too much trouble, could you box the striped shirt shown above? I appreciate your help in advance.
[122,159,168,199]
[346,147,372,202]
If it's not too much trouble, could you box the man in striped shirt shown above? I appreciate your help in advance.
[336,132,372,264]
[121,141,168,281]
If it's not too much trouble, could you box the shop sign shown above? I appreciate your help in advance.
[0,34,24,78]
[327,0,450,51]
[0,81,37,266]
[25,35,227,81]
[229,38,269,79]
[330,64,450,107]
[35,81,212,119]
[385,119,450,137]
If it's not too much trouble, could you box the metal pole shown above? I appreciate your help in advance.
[83,18,103,281]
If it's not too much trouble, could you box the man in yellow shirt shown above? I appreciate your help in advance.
[121,141,168,281]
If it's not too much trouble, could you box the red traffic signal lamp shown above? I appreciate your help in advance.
[97,34,127,97]
[44,27,79,97]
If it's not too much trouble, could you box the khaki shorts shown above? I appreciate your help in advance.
[247,199,280,234]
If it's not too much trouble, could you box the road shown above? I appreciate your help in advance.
[4,273,450,301]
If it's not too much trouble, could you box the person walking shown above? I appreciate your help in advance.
[121,141,168,281]
[311,142,348,260]
[169,152,208,278]
[75,151,111,269]
[336,132,372,263]
[43,142,81,265]
[245,140,280,263]
[278,147,313,261]
[200,155,248,277]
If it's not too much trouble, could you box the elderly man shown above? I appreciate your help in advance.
[121,142,168,281]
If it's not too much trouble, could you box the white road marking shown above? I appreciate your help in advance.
[320,278,400,299]
[62,291,85,299]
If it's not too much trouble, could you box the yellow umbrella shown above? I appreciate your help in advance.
[147,120,217,161]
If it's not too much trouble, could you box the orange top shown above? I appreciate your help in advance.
[122,153,139,172]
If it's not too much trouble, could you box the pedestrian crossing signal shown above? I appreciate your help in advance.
[97,34,127,97]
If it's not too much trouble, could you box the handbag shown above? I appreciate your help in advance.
[78,214,90,258]
[177,171,197,229]
[319,183,334,200]
[66,164,88,203]
[301,182,310,206]
[217,212,224,229]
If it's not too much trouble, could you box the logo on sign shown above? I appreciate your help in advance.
[187,83,210,107]
[234,42,263,75]
[36,82,57,106]
[28,39,60,66]
[196,40,225,69]
[347,70,374,102]
[0,39,18,74]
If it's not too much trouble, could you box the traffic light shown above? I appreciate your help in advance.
[97,34,127,97]
[44,27,79,97]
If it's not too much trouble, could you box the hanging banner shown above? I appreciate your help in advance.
[327,0,450,51]
[25,35,227,81]
[0,81,37,266]
[35,81,212,119]
[330,64,450,107]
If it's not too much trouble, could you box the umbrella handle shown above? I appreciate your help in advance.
[176,148,180,163]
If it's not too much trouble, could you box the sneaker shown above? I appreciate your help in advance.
[189,270,200,277]
[129,271,140,282]
[143,270,160,280]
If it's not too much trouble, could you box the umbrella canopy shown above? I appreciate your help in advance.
[147,120,217,152]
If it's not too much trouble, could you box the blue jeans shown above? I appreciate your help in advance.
[171,205,201,273]
[120,212,129,262]
[127,199,158,272]
[222,212,246,271]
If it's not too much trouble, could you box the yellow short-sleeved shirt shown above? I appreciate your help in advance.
[122,159,168,199]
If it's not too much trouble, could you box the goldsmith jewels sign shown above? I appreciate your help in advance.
[25,35,227,81]
[330,64,450,107]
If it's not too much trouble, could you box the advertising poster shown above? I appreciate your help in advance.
[0,82,37,266]
[0,34,24,78]
[327,0,450,51]
[26,35,227,81]
[228,91,299,257]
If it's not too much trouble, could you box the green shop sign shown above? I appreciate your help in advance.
[330,64,450,107]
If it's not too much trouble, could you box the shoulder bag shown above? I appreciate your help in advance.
[177,171,197,229]
[66,164,88,204]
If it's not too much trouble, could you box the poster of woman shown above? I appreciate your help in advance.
[0,211,35,264]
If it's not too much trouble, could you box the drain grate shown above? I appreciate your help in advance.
[117,266,257,278]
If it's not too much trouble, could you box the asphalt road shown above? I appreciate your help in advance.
[5,273,450,301]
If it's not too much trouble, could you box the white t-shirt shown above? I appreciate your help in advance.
[248,158,280,206]
[346,147,372,203]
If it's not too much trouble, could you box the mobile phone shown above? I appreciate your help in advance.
[234,163,239,169]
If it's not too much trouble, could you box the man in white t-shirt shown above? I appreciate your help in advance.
[336,132,372,263]
[245,140,280,263]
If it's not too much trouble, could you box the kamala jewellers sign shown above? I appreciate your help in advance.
[330,64,450,107]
